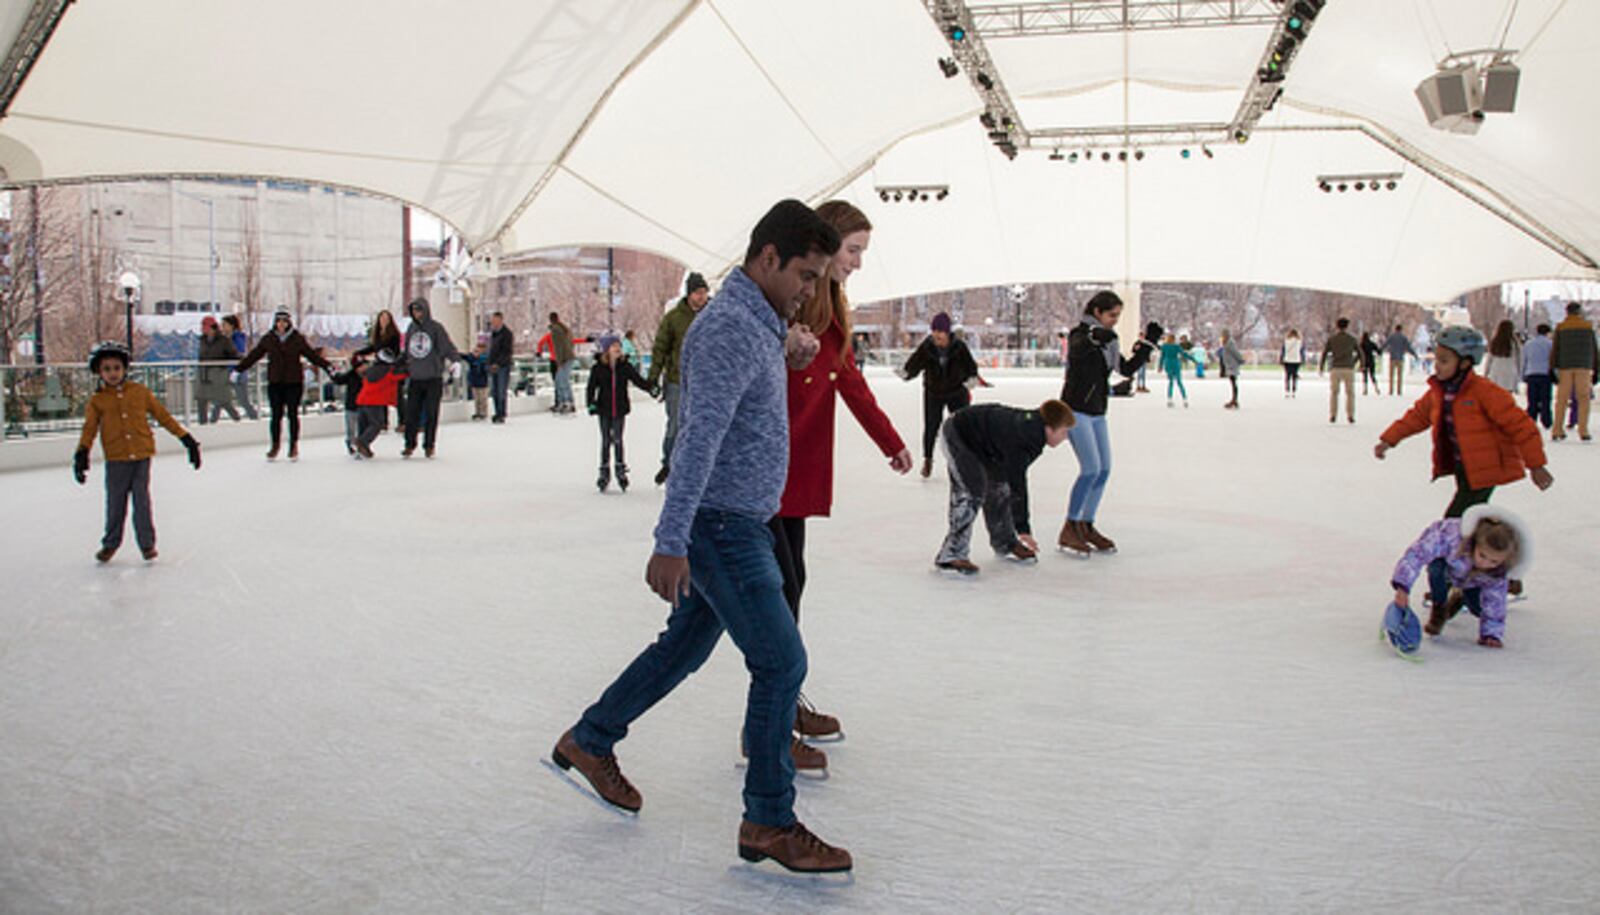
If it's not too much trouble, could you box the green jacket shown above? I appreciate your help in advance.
[1320,331,1361,370]
[1551,314,1598,371]
[648,298,698,385]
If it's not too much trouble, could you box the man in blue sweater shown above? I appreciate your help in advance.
[552,200,852,873]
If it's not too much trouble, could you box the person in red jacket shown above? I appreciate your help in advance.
[772,199,914,755]
[352,348,408,459]
[1374,325,1553,518]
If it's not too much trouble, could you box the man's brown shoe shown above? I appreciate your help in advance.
[795,695,841,740]
[1057,519,1092,557]
[737,820,852,873]
[552,729,641,812]
[1081,522,1117,553]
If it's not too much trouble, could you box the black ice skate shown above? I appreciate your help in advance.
[616,464,630,492]
[597,465,611,493]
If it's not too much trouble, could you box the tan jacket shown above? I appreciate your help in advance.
[77,381,188,462]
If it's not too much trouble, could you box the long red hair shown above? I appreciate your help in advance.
[798,200,872,364]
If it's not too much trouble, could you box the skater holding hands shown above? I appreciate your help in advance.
[586,333,655,492]
[74,342,202,562]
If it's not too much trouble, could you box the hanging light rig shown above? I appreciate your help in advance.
[876,185,952,203]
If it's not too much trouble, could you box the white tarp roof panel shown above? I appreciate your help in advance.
[1,0,1595,304]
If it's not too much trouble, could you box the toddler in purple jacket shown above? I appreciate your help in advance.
[1390,504,1532,649]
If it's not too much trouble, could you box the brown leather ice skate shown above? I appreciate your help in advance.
[795,695,841,740]
[552,729,641,812]
[1057,519,1092,557]
[1424,588,1464,636]
[743,735,828,771]
[1081,522,1117,554]
[737,820,852,873]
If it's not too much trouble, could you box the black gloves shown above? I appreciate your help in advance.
[1144,321,1164,344]
[73,448,89,485]
[1089,325,1117,345]
[180,434,202,470]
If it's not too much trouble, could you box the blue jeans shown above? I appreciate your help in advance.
[1067,413,1112,522]
[489,365,510,419]
[573,509,807,827]
[554,360,577,407]
[1427,558,1482,618]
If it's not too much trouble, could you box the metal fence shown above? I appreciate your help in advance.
[0,355,573,440]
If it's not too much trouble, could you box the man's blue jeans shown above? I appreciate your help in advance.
[489,365,510,419]
[573,509,807,827]
[555,360,577,407]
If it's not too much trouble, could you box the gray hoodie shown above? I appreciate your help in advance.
[402,301,459,381]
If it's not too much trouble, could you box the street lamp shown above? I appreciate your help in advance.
[119,270,141,357]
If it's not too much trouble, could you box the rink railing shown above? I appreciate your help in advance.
[860,348,1423,374]
[0,355,569,440]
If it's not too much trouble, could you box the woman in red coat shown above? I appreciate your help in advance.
[774,200,913,748]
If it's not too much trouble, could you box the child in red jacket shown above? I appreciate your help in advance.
[353,349,407,459]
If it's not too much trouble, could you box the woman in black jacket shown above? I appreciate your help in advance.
[900,312,979,477]
[586,334,655,492]
[1058,291,1159,556]
[235,309,334,461]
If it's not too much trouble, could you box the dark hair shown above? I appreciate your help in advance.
[1336,317,1350,329]
[744,199,841,268]
[1488,320,1516,357]
[407,298,427,314]
[1083,290,1123,317]
[491,311,503,319]
[1536,323,1551,335]
[1567,301,1582,315]
[221,314,240,330]
[1395,324,1403,331]
[548,312,560,322]
[1039,399,1075,430]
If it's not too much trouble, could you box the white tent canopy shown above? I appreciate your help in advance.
[2,0,1596,304]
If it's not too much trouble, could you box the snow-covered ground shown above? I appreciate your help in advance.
[2,372,1597,913]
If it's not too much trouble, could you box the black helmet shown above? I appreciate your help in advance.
[88,340,131,373]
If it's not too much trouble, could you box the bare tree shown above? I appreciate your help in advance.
[229,201,264,335]
[0,187,80,365]
[1463,285,1507,333]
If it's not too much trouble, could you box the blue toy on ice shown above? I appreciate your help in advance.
[1381,601,1423,659]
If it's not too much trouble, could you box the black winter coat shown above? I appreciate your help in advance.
[586,357,653,418]
[236,329,333,384]
[1061,321,1155,417]
[902,337,979,402]
[488,325,514,369]
[947,403,1049,535]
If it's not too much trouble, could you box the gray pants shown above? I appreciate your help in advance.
[103,459,155,552]
[343,411,361,449]
[935,422,1018,563]
[661,381,682,468]
[356,405,388,448]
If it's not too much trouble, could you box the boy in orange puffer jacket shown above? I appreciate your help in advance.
[1374,325,1554,518]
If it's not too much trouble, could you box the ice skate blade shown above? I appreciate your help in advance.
[541,756,639,817]
[797,731,844,744]
[1055,546,1091,559]
[737,846,853,874]
[1378,626,1424,663]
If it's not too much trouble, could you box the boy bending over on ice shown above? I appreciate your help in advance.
[935,400,1074,575]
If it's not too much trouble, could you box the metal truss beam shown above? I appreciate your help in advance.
[969,1,1281,38]
[1027,121,1229,150]
[926,0,1030,155]
[0,0,73,121]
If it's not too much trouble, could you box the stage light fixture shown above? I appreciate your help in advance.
[1319,181,1331,193]
[1386,180,1397,191]
[1202,145,1214,159]
[879,189,889,202]
[949,25,966,42]
[976,72,994,90]
[1049,148,1064,161]
[1134,149,1145,161]
[936,188,948,200]
[1354,181,1365,191]
[1234,129,1250,144]
[1068,152,1079,163]
[1181,149,1192,159]
[1118,150,1128,162]
[979,112,996,130]
[893,191,903,201]
[938,57,959,79]
[1101,152,1111,162]
[1337,183,1348,192]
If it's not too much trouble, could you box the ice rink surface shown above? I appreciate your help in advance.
[2,372,1597,913]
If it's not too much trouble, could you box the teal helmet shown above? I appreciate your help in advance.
[1435,325,1486,365]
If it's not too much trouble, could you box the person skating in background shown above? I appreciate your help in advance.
[220,314,259,420]
[586,334,655,492]
[1384,323,1416,395]
[1359,330,1382,395]
[73,342,202,563]
[1521,323,1554,431]
[1550,301,1599,442]
[195,315,240,424]
[1218,329,1244,410]
[1482,319,1522,394]
[647,273,709,484]
[329,354,367,456]
[552,199,853,873]
[1320,317,1360,423]
[934,400,1075,575]
[462,340,491,421]
[900,312,979,478]
[546,311,578,415]
[356,308,403,429]
[1280,328,1304,398]
[1057,293,1160,557]
[235,308,334,461]
[487,311,514,424]
[621,329,640,365]
[1159,333,1193,407]
[352,349,406,459]
[398,298,461,458]
[772,199,912,755]
[1389,505,1531,649]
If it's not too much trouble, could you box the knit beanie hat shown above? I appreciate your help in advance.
[597,334,621,354]
[930,312,953,334]
[685,272,709,295]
